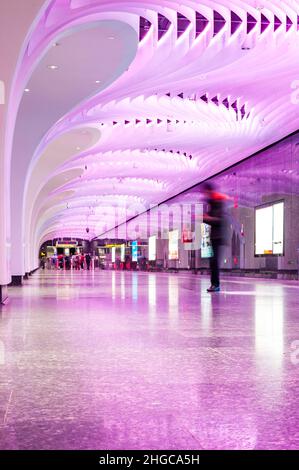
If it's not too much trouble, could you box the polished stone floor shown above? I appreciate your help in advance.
[0,270,299,450]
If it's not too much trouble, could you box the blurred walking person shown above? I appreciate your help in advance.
[85,253,91,271]
[202,182,227,292]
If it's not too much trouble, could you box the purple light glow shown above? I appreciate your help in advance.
[1,0,299,276]
[1,1,299,454]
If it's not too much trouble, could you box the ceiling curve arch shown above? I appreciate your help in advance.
[5,0,299,272]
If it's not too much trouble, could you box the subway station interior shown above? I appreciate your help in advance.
[1,0,299,451]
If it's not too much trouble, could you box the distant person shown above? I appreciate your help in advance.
[202,182,227,292]
[51,256,56,270]
[85,253,91,270]
[58,254,64,270]
[65,256,71,270]
[80,254,85,270]
[75,255,80,270]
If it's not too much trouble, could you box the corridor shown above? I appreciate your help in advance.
[0,271,298,450]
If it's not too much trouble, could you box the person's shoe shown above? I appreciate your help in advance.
[207,285,220,292]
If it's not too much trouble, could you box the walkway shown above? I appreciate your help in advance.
[0,270,298,449]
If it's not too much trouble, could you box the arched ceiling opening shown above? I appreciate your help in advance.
[9,14,138,273]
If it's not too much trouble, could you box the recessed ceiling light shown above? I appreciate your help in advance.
[95,80,101,84]
[47,65,59,70]
[76,146,81,151]
[107,36,115,40]
[24,88,30,93]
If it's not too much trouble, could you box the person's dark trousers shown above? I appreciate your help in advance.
[210,240,220,287]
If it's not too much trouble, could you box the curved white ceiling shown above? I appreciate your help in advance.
[9,0,299,254]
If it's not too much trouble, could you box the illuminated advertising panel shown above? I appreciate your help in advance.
[111,246,116,263]
[132,241,138,262]
[46,246,56,257]
[168,230,179,260]
[201,223,213,258]
[148,235,156,261]
[120,244,125,262]
[255,201,284,256]
[56,240,78,247]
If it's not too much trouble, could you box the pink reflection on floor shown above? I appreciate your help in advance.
[0,270,299,450]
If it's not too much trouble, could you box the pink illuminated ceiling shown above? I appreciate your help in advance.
[10,0,299,259]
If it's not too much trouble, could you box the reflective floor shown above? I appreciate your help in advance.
[0,270,299,450]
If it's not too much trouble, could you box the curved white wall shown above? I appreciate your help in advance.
[10,19,138,276]
[0,0,47,286]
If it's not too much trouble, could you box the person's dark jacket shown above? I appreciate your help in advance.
[204,193,226,244]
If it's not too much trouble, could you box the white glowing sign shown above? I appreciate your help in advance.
[121,244,125,262]
[132,241,138,262]
[111,246,116,262]
[168,230,179,260]
[255,201,284,255]
[201,223,213,258]
[148,235,156,261]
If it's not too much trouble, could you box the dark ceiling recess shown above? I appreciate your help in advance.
[261,13,270,33]
[139,17,151,41]
[213,10,226,35]
[274,15,282,32]
[247,13,257,33]
[158,13,171,40]
[177,13,190,37]
[231,11,242,35]
[195,12,209,37]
